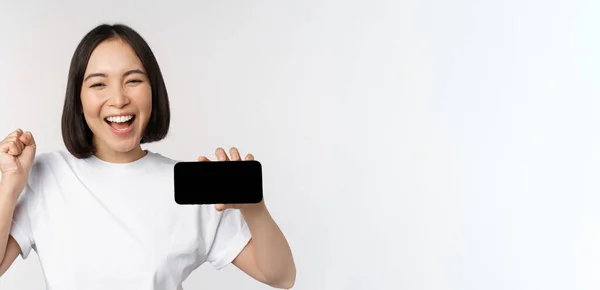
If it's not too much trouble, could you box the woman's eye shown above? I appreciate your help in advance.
[127,79,142,84]
[90,83,105,88]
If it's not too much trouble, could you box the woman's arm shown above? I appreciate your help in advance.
[0,130,37,276]
[202,147,296,288]
[233,201,296,289]
[0,236,22,277]
[0,179,25,276]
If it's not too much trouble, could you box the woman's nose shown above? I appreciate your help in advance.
[108,87,130,108]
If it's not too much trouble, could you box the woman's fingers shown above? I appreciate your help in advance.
[1,129,29,155]
[6,141,21,156]
[0,140,24,156]
[19,132,35,147]
[7,129,22,139]
[198,156,211,162]
[230,147,241,161]
[215,148,229,161]
[215,204,233,211]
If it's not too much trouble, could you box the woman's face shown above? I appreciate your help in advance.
[80,38,152,157]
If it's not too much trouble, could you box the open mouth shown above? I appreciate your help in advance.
[104,115,136,131]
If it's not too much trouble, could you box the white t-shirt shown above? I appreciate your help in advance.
[9,149,252,290]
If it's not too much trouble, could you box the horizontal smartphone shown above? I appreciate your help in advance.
[174,160,263,205]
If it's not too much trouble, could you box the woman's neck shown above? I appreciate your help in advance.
[93,146,147,164]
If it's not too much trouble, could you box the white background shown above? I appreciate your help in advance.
[0,0,598,289]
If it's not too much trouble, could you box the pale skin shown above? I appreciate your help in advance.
[201,148,296,288]
[0,38,295,288]
[0,129,36,277]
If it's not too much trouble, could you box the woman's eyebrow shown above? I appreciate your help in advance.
[83,69,146,82]
[83,73,106,82]
[123,69,146,77]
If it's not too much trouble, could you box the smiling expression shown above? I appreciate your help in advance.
[80,38,152,156]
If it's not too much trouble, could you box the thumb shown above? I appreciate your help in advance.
[19,132,36,168]
[215,204,231,211]
[19,132,35,147]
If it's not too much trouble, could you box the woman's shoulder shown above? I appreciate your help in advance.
[30,150,63,169]
[145,150,178,164]
[28,149,187,174]
[26,150,68,181]
[31,149,75,168]
[135,151,182,173]
[144,150,199,168]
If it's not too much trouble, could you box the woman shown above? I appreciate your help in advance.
[0,24,295,289]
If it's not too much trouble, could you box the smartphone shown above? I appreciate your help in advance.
[174,160,263,205]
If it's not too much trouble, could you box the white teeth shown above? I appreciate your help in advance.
[106,115,133,123]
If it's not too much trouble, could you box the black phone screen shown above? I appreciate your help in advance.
[174,160,263,205]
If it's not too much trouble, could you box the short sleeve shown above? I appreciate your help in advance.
[205,208,252,270]
[9,184,36,259]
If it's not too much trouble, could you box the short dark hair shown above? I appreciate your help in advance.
[61,23,170,159]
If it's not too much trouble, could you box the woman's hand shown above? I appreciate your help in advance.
[198,147,263,211]
[0,129,36,187]
[199,148,295,288]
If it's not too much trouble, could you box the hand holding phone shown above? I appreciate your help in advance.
[174,147,263,207]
